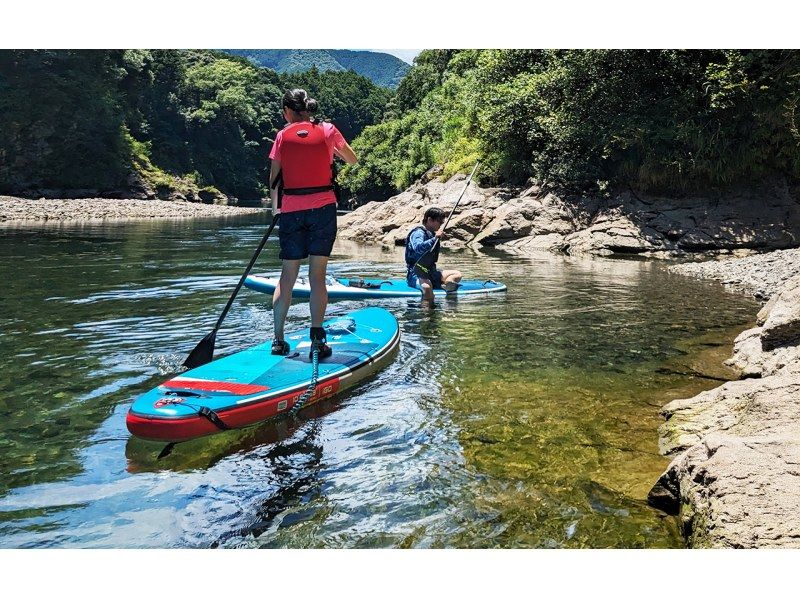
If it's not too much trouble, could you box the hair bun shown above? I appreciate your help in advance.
[305,97,319,113]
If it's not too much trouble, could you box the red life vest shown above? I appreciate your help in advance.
[279,121,334,195]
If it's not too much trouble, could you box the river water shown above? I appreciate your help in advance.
[0,213,757,548]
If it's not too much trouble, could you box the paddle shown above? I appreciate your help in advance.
[183,213,280,369]
[413,161,480,277]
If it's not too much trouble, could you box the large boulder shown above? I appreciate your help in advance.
[469,198,536,246]
[562,212,668,255]
[649,432,800,547]
[338,175,514,247]
[656,371,800,456]
[725,326,800,378]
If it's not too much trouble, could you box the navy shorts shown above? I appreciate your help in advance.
[407,267,443,290]
[278,203,337,260]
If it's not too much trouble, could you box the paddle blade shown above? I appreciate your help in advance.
[157,442,176,460]
[183,330,217,369]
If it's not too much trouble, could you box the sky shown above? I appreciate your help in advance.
[365,49,421,64]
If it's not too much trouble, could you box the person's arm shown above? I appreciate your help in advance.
[409,229,437,254]
[327,124,357,164]
[270,159,281,214]
[333,140,357,164]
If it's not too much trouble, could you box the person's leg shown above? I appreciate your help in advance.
[273,209,309,351]
[418,277,434,303]
[441,269,462,284]
[306,204,337,358]
[308,254,329,328]
[273,260,301,341]
[441,269,462,292]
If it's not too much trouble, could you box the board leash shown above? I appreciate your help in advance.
[290,344,320,417]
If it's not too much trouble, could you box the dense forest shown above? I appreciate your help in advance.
[1,50,798,203]
[223,49,411,89]
[339,49,800,199]
[0,50,391,199]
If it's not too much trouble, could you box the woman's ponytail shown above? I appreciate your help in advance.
[282,88,319,116]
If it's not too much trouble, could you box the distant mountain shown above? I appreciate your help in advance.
[223,49,411,89]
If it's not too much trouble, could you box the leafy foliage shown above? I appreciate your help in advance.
[340,49,800,197]
[0,50,390,198]
[0,50,132,190]
[279,67,392,141]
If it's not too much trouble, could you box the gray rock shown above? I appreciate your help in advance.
[657,372,800,455]
[724,327,766,378]
[757,294,779,324]
[761,274,800,349]
[669,248,800,300]
[649,432,800,548]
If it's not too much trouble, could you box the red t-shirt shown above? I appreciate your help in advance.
[269,121,346,213]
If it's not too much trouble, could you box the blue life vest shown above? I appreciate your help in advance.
[405,225,440,271]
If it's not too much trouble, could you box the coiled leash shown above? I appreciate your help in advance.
[289,343,320,417]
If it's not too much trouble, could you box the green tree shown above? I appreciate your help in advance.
[0,50,131,191]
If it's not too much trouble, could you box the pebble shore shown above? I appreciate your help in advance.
[669,248,800,299]
[0,196,262,222]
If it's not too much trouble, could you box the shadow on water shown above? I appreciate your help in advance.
[0,215,758,547]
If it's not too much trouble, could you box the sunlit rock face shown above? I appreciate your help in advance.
[339,175,800,257]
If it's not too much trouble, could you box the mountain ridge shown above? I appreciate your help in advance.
[222,49,411,88]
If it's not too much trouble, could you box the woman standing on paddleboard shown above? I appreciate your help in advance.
[269,88,358,359]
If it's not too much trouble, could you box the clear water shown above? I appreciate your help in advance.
[0,214,757,547]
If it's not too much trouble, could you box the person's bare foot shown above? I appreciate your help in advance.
[443,281,460,293]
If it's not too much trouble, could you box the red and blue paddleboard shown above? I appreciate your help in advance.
[126,307,399,443]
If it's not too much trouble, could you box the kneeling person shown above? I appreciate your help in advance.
[405,207,463,302]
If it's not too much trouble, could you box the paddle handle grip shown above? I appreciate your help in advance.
[212,214,279,333]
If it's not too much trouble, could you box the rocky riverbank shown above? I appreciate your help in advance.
[649,251,800,547]
[339,174,800,256]
[0,196,260,223]
[669,248,800,299]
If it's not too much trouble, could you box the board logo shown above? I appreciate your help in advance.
[155,397,185,409]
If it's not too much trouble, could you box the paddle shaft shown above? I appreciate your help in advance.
[212,214,279,333]
[414,161,480,272]
[440,161,480,232]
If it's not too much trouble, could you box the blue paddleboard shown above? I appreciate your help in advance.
[244,274,507,299]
